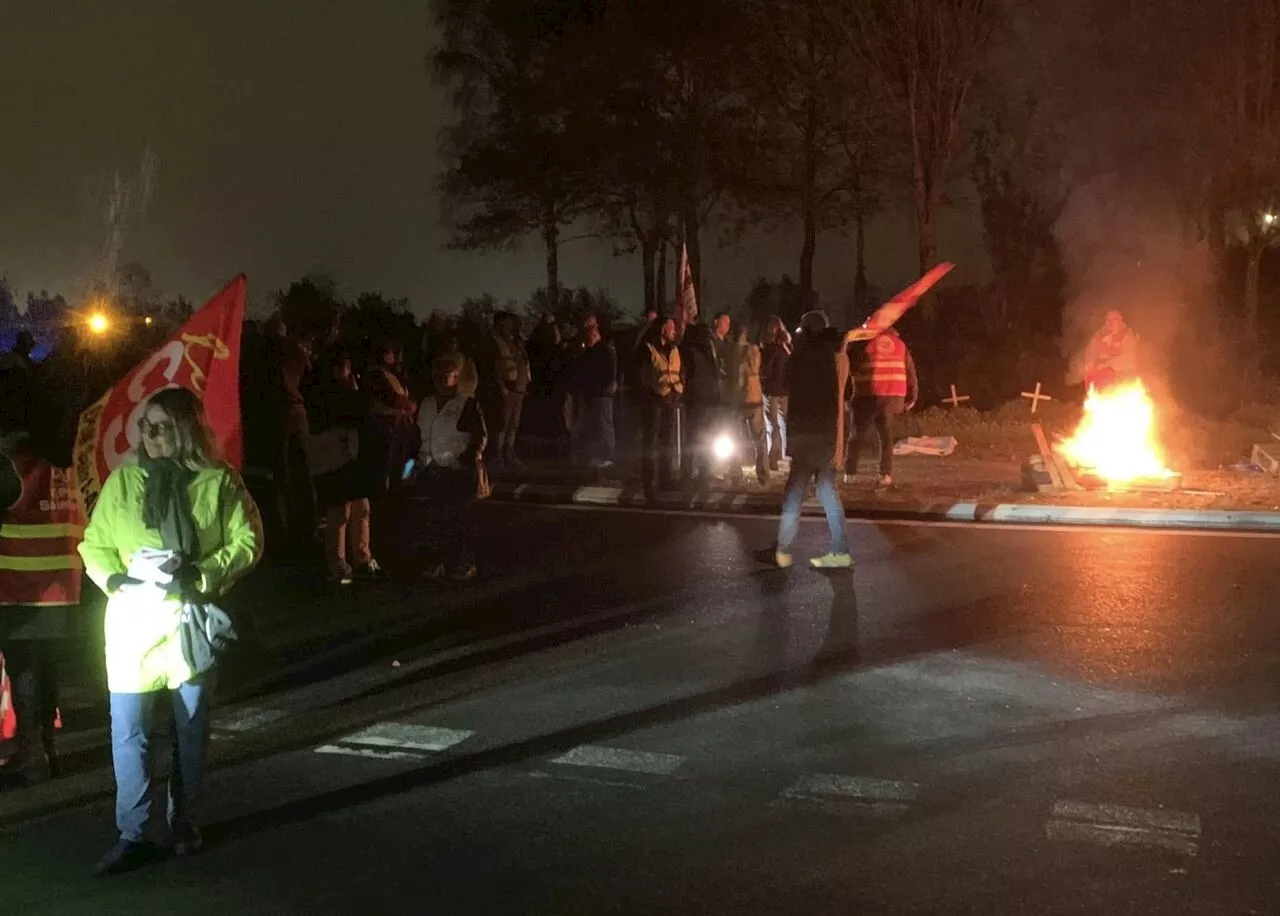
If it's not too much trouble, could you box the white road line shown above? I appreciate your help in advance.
[214,706,289,732]
[512,501,1280,539]
[1046,800,1201,856]
[339,723,474,753]
[315,744,422,762]
[519,771,649,791]
[550,745,686,776]
[782,773,920,803]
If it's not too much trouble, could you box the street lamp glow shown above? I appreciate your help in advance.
[87,312,109,335]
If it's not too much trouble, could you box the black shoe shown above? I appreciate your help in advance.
[172,824,204,857]
[93,839,158,877]
[353,559,383,580]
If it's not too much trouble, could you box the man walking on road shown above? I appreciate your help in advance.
[774,310,852,569]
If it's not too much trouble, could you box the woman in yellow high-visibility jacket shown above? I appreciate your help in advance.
[79,387,262,876]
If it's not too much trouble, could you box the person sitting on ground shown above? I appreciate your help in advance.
[414,354,488,581]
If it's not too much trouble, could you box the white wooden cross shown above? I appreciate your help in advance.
[943,384,971,408]
[1021,382,1053,414]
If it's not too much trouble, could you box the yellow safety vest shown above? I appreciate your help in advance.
[645,344,684,397]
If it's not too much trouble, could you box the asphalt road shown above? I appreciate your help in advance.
[4,503,1280,915]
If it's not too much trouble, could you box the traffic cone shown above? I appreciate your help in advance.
[0,652,16,743]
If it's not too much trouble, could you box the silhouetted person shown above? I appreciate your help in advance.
[775,310,851,570]
[0,329,35,371]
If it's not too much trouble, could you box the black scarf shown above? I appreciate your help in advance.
[138,451,199,560]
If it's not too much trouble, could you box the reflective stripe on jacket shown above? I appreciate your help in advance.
[644,344,684,398]
[0,443,84,607]
[417,394,472,468]
[78,459,263,693]
[853,334,909,398]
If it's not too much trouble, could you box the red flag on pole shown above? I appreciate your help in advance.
[848,262,956,341]
[73,275,247,517]
[675,243,698,335]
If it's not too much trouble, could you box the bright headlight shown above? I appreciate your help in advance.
[712,434,735,460]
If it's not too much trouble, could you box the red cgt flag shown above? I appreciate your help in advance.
[675,243,698,336]
[848,262,956,341]
[73,275,246,517]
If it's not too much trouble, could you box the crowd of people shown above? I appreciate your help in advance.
[237,308,629,582]
[0,295,931,876]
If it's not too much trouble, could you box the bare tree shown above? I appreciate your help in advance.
[432,0,599,294]
[848,0,997,313]
[743,0,888,312]
[1196,0,1280,350]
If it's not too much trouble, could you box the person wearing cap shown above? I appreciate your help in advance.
[773,310,852,569]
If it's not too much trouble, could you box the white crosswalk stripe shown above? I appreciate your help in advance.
[778,773,920,817]
[1046,800,1201,856]
[314,722,474,760]
[550,745,686,776]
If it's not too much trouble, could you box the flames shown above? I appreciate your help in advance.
[1057,380,1175,485]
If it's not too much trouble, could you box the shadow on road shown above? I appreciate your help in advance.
[202,563,872,851]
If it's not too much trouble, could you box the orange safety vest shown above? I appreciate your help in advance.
[0,444,84,607]
[853,334,909,398]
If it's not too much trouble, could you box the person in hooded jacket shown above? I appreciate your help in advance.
[78,387,263,876]
[774,310,852,569]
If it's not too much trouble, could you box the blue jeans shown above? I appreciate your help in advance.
[764,396,788,467]
[109,675,215,843]
[575,397,616,466]
[777,463,849,554]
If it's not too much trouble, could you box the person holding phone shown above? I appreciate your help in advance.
[79,387,262,876]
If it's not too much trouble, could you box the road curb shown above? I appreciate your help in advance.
[487,482,1280,533]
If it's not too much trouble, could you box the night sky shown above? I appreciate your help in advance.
[0,1,986,319]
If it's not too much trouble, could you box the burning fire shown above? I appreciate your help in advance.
[1057,380,1175,485]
